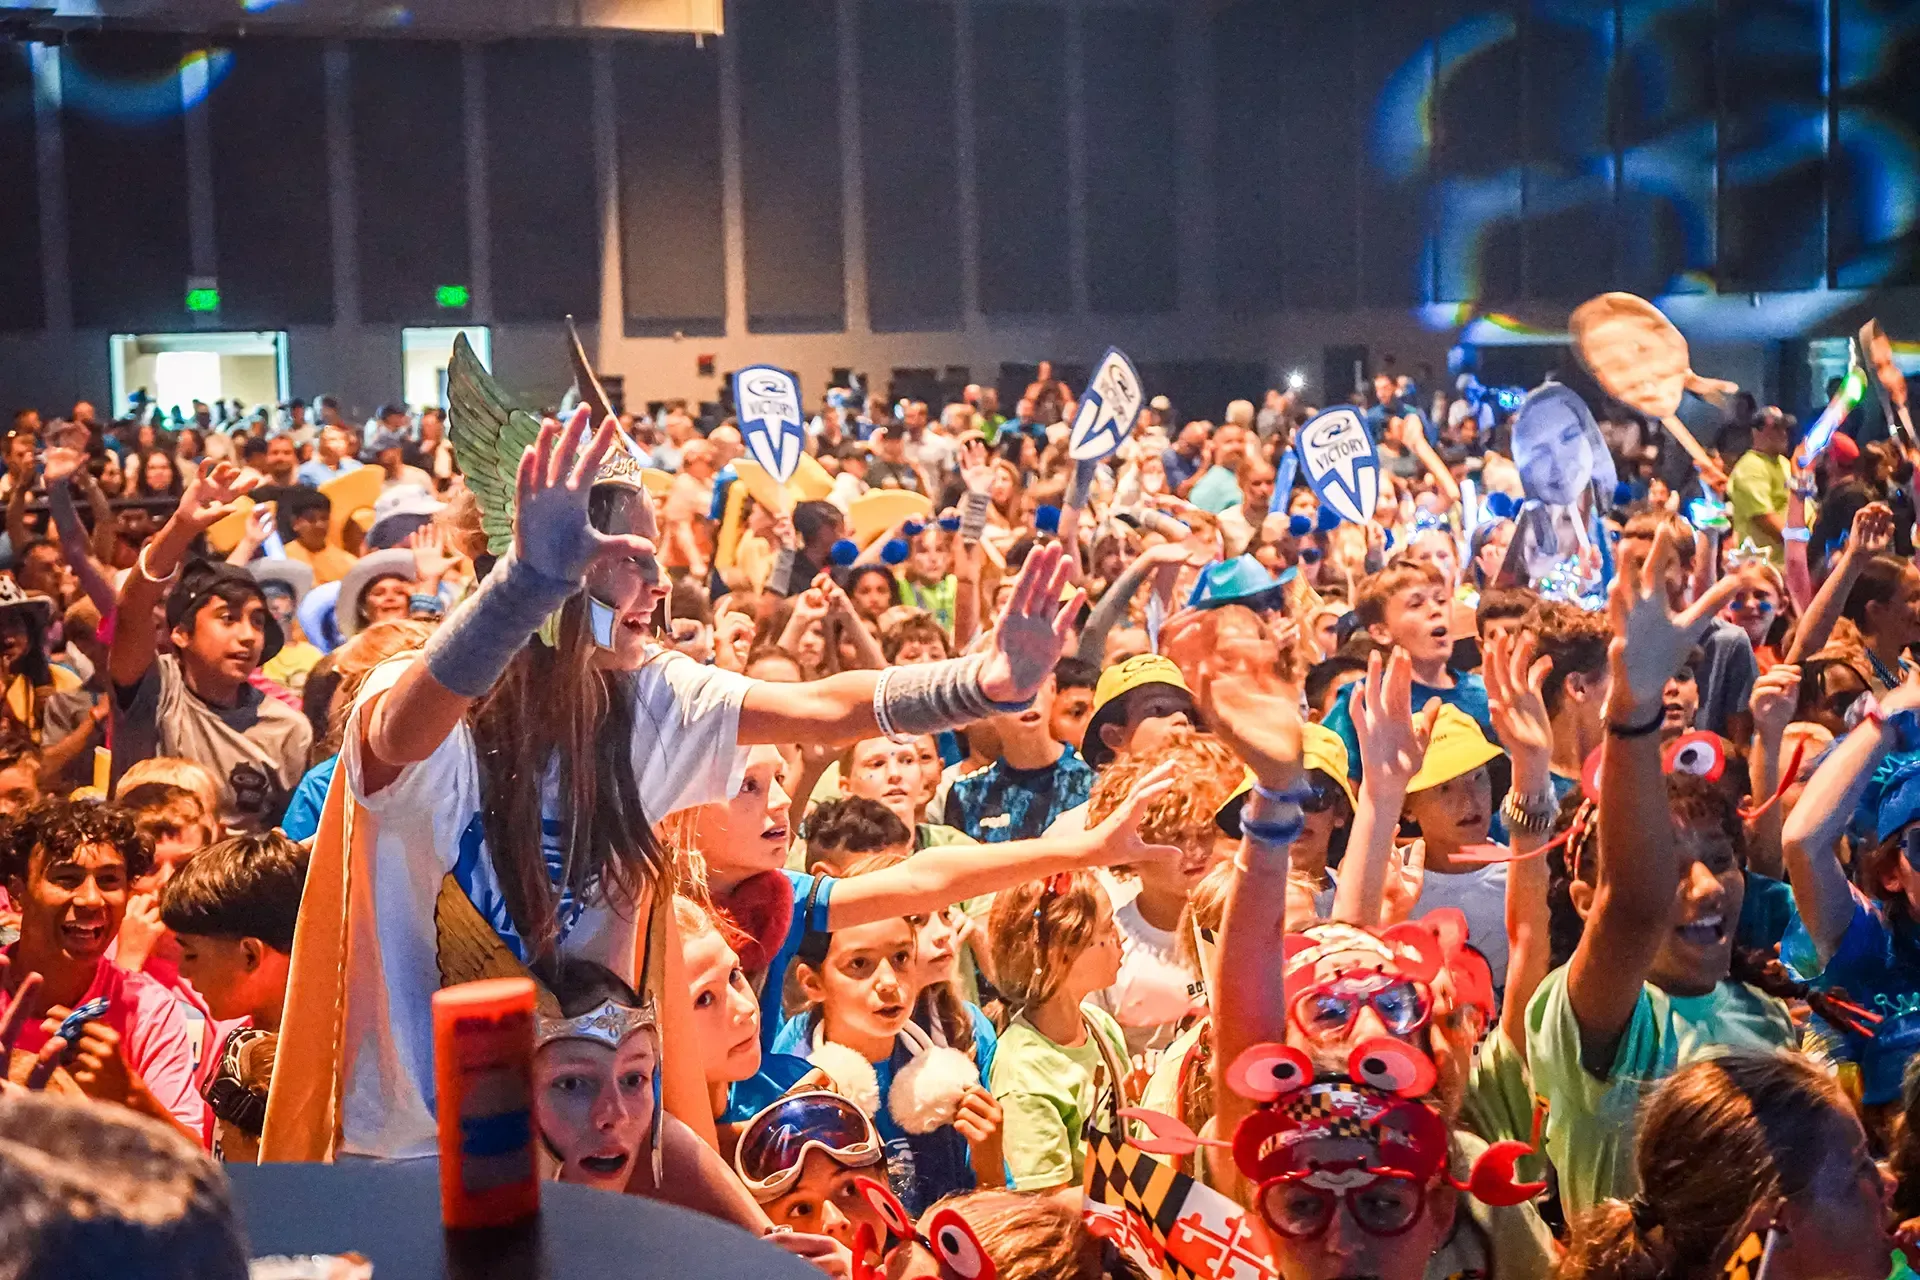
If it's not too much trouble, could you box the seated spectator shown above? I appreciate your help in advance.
[0,799,208,1138]
[108,468,313,833]
[160,830,308,1160]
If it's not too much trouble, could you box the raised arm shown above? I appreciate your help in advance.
[824,765,1178,927]
[1566,526,1743,1074]
[42,436,116,614]
[1786,502,1890,664]
[737,543,1081,746]
[1330,648,1439,927]
[1484,630,1556,1059]
[357,408,657,793]
[1778,671,1920,963]
[1782,469,1813,612]
[108,460,258,691]
[6,461,32,557]
[1073,539,1188,665]
[1743,664,1802,880]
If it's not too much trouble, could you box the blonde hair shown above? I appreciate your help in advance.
[929,1190,1130,1280]
[317,619,436,759]
[116,757,219,826]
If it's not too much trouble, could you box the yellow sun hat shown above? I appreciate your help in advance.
[1083,655,1195,768]
[1405,705,1504,794]
[1214,723,1357,836]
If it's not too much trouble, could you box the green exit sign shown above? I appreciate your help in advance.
[435,284,471,309]
[185,287,220,313]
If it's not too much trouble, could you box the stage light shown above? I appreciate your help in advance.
[1287,371,1305,391]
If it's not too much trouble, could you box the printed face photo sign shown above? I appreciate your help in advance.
[1569,292,1689,419]
[1295,407,1379,526]
[1069,347,1146,462]
[733,365,806,483]
[1512,384,1616,508]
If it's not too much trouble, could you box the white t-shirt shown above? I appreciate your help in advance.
[1090,897,1205,1063]
[1409,850,1509,989]
[336,650,752,1159]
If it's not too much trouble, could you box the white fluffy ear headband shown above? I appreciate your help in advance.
[809,1019,978,1135]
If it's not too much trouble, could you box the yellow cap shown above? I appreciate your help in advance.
[1405,706,1504,794]
[1216,723,1357,835]
[1083,655,1195,768]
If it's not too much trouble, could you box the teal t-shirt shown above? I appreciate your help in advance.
[1525,964,1794,1220]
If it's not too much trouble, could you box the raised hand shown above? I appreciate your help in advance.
[1847,501,1894,561]
[978,543,1084,702]
[1353,647,1442,792]
[0,957,41,1051]
[959,439,993,495]
[713,611,755,672]
[176,459,261,535]
[1749,663,1802,742]
[1086,761,1185,866]
[41,424,88,487]
[1485,631,1553,784]
[238,503,276,553]
[1379,840,1428,926]
[408,523,461,586]
[513,405,657,585]
[1164,605,1302,789]
[1607,522,1743,719]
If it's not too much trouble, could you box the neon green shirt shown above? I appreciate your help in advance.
[991,1005,1129,1191]
[1728,449,1791,561]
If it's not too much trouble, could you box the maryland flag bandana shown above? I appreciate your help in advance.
[1719,1199,1784,1280]
[1082,1121,1275,1280]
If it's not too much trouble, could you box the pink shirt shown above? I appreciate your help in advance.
[7,952,212,1141]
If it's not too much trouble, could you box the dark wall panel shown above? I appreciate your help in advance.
[1277,0,1359,308]
[615,38,725,336]
[1211,2,1286,310]
[1716,0,1824,292]
[1357,0,1434,305]
[1084,5,1177,313]
[860,0,960,330]
[1521,0,1616,301]
[350,40,469,325]
[739,0,844,332]
[1831,0,1920,288]
[1613,0,1717,297]
[973,3,1069,315]
[0,47,43,331]
[1431,0,1524,303]
[209,38,332,327]
[486,40,598,323]
[63,35,191,329]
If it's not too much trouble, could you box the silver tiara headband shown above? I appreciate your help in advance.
[534,996,658,1051]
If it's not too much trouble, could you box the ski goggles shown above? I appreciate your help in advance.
[1290,970,1433,1044]
[733,1090,883,1200]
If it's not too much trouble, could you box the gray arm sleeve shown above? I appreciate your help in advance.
[876,652,1031,737]
[1074,558,1153,665]
[422,550,579,699]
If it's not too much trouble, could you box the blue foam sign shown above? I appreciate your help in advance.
[734,364,805,483]
[1067,347,1145,462]
[1294,407,1380,526]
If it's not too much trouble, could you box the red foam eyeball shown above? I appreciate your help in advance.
[855,1175,914,1239]
[927,1208,996,1280]
[1347,1037,1438,1098]
[1224,1043,1314,1102]
[1663,730,1726,782]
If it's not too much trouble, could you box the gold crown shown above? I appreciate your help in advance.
[534,995,658,1051]
[594,430,649,491]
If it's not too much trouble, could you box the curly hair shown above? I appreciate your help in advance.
[0,798,150,887]
[1085,731,1243,865]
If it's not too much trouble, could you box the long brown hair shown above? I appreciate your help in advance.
[466,593,666,961]
[1558,1052,1853,1280]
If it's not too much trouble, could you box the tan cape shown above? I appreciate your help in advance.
[258,762,717,1163]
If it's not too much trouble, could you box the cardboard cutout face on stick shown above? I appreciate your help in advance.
[1511,384,1616,508]
[1569,292,1689,418]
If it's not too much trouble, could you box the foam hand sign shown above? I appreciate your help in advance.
[1068,347,1145,462]
[733,364,805,483]
[1294,407,1379,526]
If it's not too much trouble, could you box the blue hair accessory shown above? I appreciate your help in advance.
[880,538,910,566]
[1483,492,1517,521]
[1315,505,1344,534]
[937,514,962,532]
[901,519,925,538]
[1611,481,1635,507]
[1288,513,1313,539]
[1866,747,1920,842]
[1035,505,1061,534]
[829,539,859,567]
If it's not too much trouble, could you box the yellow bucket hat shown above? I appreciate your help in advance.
[1405,705,1504,794]
[1214,723,1357,836]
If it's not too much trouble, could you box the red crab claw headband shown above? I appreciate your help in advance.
[850,1177,996,1280]
[1283,914,1496,1038]
[1221,1044,1549,1224]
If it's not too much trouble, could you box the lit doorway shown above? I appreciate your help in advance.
[402,326,491,411]
[109,331,289,426]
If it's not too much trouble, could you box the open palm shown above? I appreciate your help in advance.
[978,543,1083,702]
